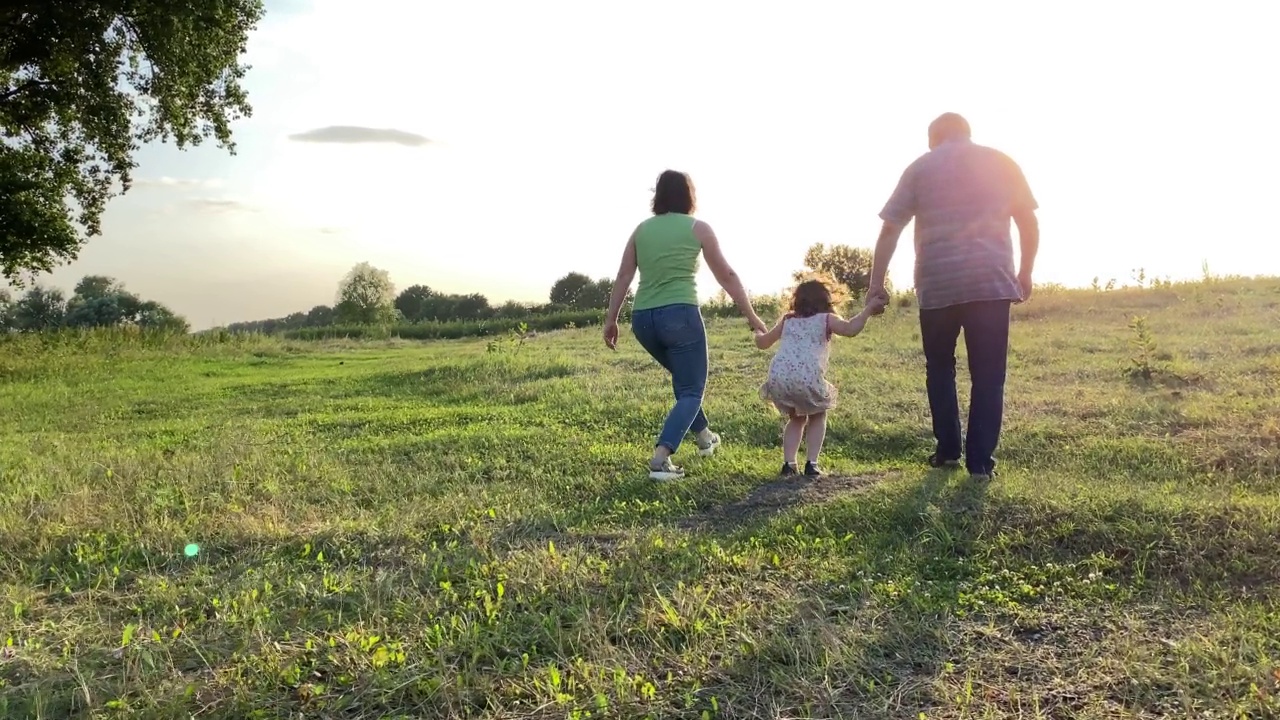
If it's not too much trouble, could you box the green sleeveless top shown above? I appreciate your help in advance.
[632,213,701,311]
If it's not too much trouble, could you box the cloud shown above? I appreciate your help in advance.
[287,126,431,147]
[135,177,224,189]
[188,197,257,213]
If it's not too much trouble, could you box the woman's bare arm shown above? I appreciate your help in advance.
[606,228,639,324]
[694,220,765,332]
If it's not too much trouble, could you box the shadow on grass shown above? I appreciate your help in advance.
[693,469,984,716]
[705,415,929,468]
[667,468,1280,716]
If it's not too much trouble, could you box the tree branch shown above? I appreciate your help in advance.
[0,79,51,104]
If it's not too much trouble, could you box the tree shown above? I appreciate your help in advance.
[57,274,188,331]
[65,275,135,327]
[394,285,436,323]
[550,272,625,310]
[574,278,614,310]
[0,289,13,331]
[65,294,132,328]
[795,243,888,299]
[136,300,190,332]
[549,272,594,307]
[12,285,67,330]
[495,300,529,318]
[451,293,492,321]
[72,275,125,301]
[335,262,397,325]
[0,2,266,284]
[306,305,334,327]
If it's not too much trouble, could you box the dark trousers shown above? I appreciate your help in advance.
[919,300,1012,475]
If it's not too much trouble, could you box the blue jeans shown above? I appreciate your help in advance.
[631,303,709,454]
[919,300,1011,475]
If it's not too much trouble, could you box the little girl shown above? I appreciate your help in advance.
[754,279,885,477]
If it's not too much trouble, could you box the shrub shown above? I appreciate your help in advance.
[282,310,608,342]
[701,292,785,323]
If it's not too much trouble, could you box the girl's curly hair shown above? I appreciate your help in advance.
[790,279,836,318]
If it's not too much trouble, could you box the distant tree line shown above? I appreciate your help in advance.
[1,244,882,338]
[0,276,188,333]
[220,265,633,334]
[220,245,881,336]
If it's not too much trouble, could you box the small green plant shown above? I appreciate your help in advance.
[1127,314,1158,381]
[1201,259,1215,283]
[487,322,531,354]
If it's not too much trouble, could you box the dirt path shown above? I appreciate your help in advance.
[676,471,892,531]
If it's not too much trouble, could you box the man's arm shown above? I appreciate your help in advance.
[1013,209,1039,278]
[869,221,905,298]
[1006,154,1040,298]
[871,162,916,302]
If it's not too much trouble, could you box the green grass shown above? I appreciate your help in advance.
[2,277,1279,719]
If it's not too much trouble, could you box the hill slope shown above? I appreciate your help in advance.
[2,278,1279,718]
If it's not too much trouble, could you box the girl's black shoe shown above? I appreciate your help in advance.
[804,461,823,477]
[780,462,797,477]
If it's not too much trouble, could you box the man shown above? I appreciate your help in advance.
[867,113,1039,480]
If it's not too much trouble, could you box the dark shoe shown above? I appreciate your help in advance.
[928,453,961,470]
[803,461,823,478]
[967,459,997,480]
[968,468,996,482]
[780,462,797,477]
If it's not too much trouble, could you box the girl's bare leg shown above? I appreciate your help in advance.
[804,411,828,463]
[783,412,807,465]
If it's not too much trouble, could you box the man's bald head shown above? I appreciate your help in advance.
[928,113,971,149]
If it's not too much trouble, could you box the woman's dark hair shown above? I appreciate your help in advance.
[651,170,696,215]
[791,280,835,318]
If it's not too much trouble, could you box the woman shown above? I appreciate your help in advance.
[603,170,767,480]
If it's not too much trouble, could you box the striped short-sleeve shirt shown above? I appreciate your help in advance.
[879,138,1037,310]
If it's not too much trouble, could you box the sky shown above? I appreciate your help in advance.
[22,0,1280,329]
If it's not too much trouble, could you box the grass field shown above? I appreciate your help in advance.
[2,278,1279,719]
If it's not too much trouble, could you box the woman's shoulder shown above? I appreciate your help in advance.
[637,213,702,228]
[689,217,714,245]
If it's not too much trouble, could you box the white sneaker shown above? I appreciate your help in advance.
[648,458,685,481]
[695,432,721,457]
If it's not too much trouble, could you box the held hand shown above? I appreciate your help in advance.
[866,287,889,315]
[1017,271,1033,303]
[749,316,768,334]
[603,320,619,350]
